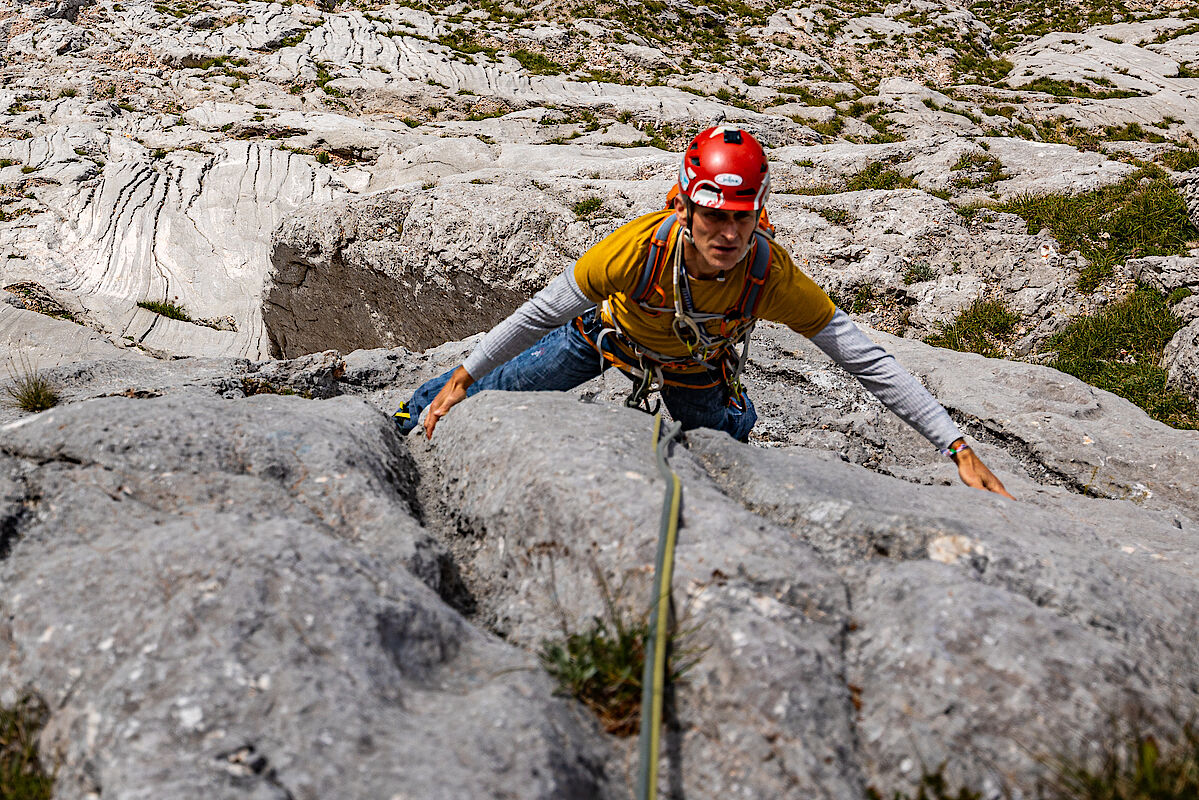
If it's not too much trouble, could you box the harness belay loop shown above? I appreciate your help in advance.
[578,213,772,411]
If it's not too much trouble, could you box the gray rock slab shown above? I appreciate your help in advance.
[1129,251,1199,293]
[1177,169,1199,228]
[410,391,865,800]
[266,178,663,358]
[411,390,1198,797]
[688,427,1197,793]
[874,328,1199,517]
[1164,317,1199,402]
[0,391,615,800]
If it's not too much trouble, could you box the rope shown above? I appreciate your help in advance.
[636,412,683,800]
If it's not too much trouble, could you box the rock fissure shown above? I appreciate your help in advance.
[948,410,1103,497]
[0,475,37,561]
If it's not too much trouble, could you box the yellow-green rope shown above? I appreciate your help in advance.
[636,412,683,800]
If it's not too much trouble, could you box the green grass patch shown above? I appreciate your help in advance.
[846,162,916,192]
[995,171,1198,291]
[540,616,650,736]
[1045,288,1198,430]
[815,207,851,225]
[950,152,1008,188]
[1017,77,1141,99]
[903,262,936,284]
[0,695,54,799]
[924,298,1019,358]
[137,299,191,321]
[1103,122,1167,144]
[1160,148,1199,173]
[808,115,845,139]
[511,48,562,75]
[952,39,1013,84]
[775,85,856,106]
[1046,720,1199,799]
[572,196,604,219]
[438,29,499,59]
[540,610,697,737]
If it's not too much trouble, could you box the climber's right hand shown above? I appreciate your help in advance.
[424,366,474,440]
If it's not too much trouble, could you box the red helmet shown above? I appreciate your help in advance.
[677,126,770,212]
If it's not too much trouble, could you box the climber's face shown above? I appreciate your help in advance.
[673,195,757,277]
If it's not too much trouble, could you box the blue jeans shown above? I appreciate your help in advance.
[397,318,757,441]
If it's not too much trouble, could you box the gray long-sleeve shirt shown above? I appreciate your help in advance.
[461,271,963,450]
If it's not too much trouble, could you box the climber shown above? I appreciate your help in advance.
[395,126,1013,498]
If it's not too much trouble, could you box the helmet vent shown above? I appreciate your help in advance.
[723,129,743,144]
[690,157,700,166]
[735,188,756,196]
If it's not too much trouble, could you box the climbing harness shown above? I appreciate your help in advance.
[575,212,773,412]
[636,412,683,800]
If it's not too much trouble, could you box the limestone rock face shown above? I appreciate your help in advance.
[2,312,1198,799]
[4,0,1199,797]
[265,177,665,357]
[1176,168,1199,229]
[409,390,1198,798]
[1164,318,1199,401]
[0,393,614,800]
[3,137,349,360]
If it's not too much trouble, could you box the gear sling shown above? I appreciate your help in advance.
[574,211,773,413]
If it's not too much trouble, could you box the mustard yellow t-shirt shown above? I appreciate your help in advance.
[573,209,835,367]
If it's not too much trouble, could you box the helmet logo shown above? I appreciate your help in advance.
[714,173,743,187]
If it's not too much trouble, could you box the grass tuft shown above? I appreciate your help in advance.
[950,153,1008,189]
[510,48,562,75]
[137,299,191,321]
[1018,77,1141,99]
[0,694,54,800]
[815,207,851,226]
[1046,288,1198,430]
[994,171,1198,292]
[540,616,652,736]
[925,299,1019,358]
[572,196,604,220]
[903,262,936,284]
[1160,148,1199,173]
[5,357,60,413]
[846,162,916,192]
[539,566,698,737]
